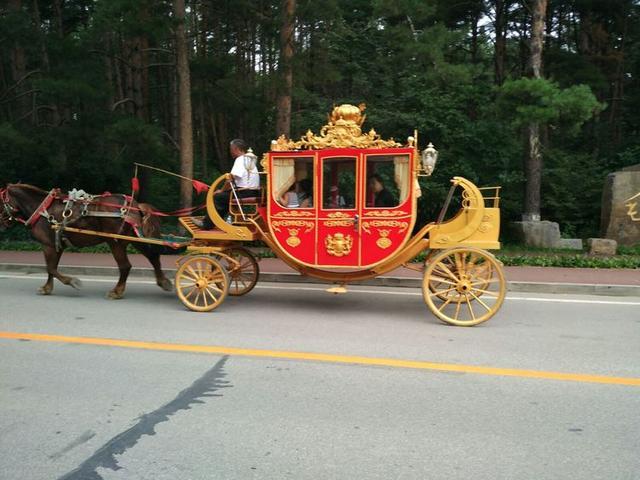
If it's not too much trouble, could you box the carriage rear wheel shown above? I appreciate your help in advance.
[423,247,506,326]
[220,247,259,296]
[175,255,229,312]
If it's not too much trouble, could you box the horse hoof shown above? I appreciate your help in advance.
[69,277,83,290]
[38,287,52,296]
[158,278,173,292]
[106,291,124,300]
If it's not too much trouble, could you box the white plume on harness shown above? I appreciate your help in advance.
[67,188,95,202]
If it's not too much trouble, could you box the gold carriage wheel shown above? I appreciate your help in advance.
[175,255,229,312]
[221,247,260,296]
[423,247,506,327]
[428,261,493,301]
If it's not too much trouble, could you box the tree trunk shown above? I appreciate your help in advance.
[275,0,295,137]
[174,0,194,209]
[523,0,548,221]
[494,0,508,85]
[529,0,547,79]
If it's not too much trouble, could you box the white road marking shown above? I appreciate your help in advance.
[1,273,639,306]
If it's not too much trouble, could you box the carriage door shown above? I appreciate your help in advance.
[317,153,360,267]
[360,152,414,266]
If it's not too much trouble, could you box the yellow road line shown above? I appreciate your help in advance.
[1,330,639,387]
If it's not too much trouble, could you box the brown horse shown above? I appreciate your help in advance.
[0,183,172,299]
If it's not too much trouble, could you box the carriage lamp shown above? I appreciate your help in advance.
[421,142,438,176]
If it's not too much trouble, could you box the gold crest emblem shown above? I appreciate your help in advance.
[325,233,353,257]
[286,229,301,247]
[376,229,392,249]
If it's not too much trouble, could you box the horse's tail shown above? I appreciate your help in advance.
[138,203,161,239]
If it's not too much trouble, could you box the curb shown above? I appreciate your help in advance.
[1,263,639,297]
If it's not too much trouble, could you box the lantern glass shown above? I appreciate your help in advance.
[421,143,438,175]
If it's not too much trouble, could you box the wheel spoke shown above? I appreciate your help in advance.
[470,278,501,286]
[183,286,198,299]
[435,262,459,282]
[469,290,492,312]
[202,288,210,307]
[428,275,457,286]
[437,296,454,312]
[204,285,219,303]
[470,287,499,297]
[465,294,476,321]
[429,286,457,297]
[453,296,463,320]
[185,266,199,281]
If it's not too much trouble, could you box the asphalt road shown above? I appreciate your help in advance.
[1,272,639,480]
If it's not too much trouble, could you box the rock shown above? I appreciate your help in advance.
[587,238,617,256]
[558,238,583,250]
[600,164,640,246]
[510,220,561,248]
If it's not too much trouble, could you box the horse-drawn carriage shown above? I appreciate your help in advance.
[1,104,506,326]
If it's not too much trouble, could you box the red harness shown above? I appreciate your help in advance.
[24,189,58,226]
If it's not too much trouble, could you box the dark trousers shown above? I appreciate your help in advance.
[203,189,260,229]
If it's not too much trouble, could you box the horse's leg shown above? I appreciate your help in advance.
[135,245,172,291]
[107,241,131,300]
[39,245,82,294]
[39,245,60,295]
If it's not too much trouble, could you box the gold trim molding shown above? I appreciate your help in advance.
[271,104,401,151]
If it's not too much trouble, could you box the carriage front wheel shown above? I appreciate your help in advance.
[175,255,230,312]
[423,247,506,326]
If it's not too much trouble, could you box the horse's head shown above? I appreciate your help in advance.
[0,184,19,230]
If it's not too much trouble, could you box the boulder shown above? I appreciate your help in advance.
[587,238,617,256]
[600,164,640,246]
[510,220,561,248]
[558,238,583,250]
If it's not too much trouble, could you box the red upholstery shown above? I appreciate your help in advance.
[232,197,260,204]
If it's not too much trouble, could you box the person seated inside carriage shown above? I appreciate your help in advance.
[196,139,260,229]
[368,174,397,208]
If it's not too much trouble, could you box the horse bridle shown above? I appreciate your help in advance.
[0,187,20,227]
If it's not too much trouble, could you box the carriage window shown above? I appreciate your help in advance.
[272,157,314,208]
[365,154,410,208]
[322,157,356,209]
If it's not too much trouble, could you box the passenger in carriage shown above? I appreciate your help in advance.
[280,183,300,208]
[327,185,346,209]
[197,139,260,229]
[297,178,313,208]
[368,174,396,208]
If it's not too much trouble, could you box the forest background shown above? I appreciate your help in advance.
[1,0,638,239]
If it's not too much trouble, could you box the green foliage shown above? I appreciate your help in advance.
[1,0,639,241]
[498,78,604,133]
[497,254,640,269]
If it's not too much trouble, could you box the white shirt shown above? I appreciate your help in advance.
[230,153,260,189]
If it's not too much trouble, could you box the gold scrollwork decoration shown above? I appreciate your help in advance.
[361,220,409,234]
[325,220,353,227]
[478,222,492,233]
[327,212,351,219]
[364,210,409,218]
[272,220,314,233]
[272,211,314,217]
[270,104,401,151]
[325,233,353,257]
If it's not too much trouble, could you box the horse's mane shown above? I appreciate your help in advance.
[8,183,48,195]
